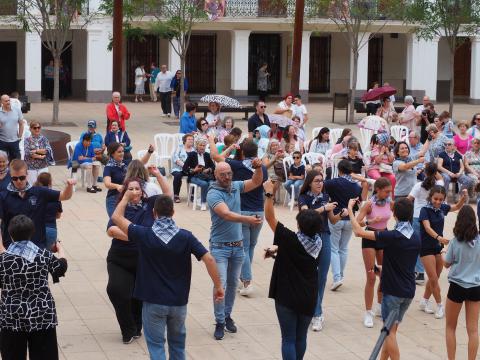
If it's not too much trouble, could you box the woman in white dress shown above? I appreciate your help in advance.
[134,64,146,103]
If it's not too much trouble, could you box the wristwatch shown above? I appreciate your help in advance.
[264,192,273,198]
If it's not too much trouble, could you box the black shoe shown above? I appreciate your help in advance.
[415,272,425,285]
[122,335,134,344]
[93,186,102,192]
[214,322,225,340]
[225,317,237,333]
[86,187,97,193]
[133,330,142,339]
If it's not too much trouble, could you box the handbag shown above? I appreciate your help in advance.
[379,163,393,174]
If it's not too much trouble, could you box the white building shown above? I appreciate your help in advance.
[1,0,479,104]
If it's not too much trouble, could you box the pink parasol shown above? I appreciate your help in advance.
[361,86,397,102]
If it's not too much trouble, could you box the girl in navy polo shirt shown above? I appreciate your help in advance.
[298,170,341,332]
[419,185,466,319]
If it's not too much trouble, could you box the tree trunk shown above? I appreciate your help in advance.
[179,56,186,118]
[449,49,455,116]
[348,51,359,123]
[52,54,60,124]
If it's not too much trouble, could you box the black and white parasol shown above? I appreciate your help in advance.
[200,94,241,108]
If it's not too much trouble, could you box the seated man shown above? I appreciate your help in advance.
[79,120,107,165]
[72,133,102,193]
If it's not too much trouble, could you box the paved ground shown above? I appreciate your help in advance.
[27,100,480,359]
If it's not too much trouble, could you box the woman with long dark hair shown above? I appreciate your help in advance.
[298,170,340,332]
[444,206,480,360]
[308,127,331,155]
[282,125,303,155]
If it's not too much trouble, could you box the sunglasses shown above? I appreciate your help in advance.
[11,176,27,182]
[293,156,301,159]
[476,118,480,121]
[201,122,208,126]
[446,143,454,146]
[32,126,41,130]
[260,106,267,109]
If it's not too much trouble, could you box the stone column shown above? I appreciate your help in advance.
[299,31,312,102]
[350,33,370,97]
[24,32,42,103]
[470,37,480,104]
[86,20,113,102]
[406,34,439,101]
[168,39,182,73]
[230,30,251,97]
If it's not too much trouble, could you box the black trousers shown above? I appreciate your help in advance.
[0,140,21,162]
[160,91,172,115]
[172,171,185,196]
[45,78,54,100]
[366,103,380,116]
[0,327,58,360]
[106,248,142,338]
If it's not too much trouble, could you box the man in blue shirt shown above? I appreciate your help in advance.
[206,160,263,340]
[79,120,106,165]
[179,102,197,134]
[0,159,75,249]
[111,193,224,359]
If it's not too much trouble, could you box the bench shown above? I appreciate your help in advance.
[19,95,31,114]
[195,105,256,120]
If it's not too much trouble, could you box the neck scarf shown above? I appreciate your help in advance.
[0,168,7,176]
[152,216,180,245]
[307,191,326,207]
[297,232,322,258]
[6,241,39,263]
[370,194,390,207]
[7,181,32,194]
[397,155,412,163]
[107,158,127,172]
[242,158,254,172]
[425,202,443,214]
[468,235,479,248]
[128,199,144,211]
[395,221,414,239]
[340,174,354,183]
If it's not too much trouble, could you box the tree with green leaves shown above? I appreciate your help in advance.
[15,0,94,124]
[308,0,402,123]
[404,0,480,115]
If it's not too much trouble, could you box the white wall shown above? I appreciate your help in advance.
[382,34,407,96]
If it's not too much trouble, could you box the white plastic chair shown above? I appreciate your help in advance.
[311,127,324,141]
[66,141,85,190]
[154,133,175,173]
[19,119,30,160]
[390,125,410,144]
[186,183,200,210]
[331,157,341,179]
[282,156,296,211]
[360,128,374,152]
[302,152,325,167]
[330,128,344,146]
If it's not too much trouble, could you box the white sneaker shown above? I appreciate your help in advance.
[330,280,343,291]
[363,311,374,328]
[373,303,382,318]
[239,284,254,297]
[167,113,171,117]
[424,300,435,314]
[434,304,445,319]
[237,281,244,292]
[200,203,207,211]
[311,315,324,332]
[419,298,427,311]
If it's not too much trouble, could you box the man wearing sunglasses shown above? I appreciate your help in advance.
[248,101,270,138]
[0,94,24,162]
[0,159,76,250]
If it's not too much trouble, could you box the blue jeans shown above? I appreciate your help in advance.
[189,176,211,203]
[210,243,244,324]
[45,226,57,251]
[106,195,117,218]
[275,301,312,360]
[314,232,331,317]
[283,179,304,200]
[142,302,187,360]
[240,211,264,281]
[329,220,353,282]
[172,96,180,117]
[381,294,412,323]
[412,217,424,273]
[441,173,474,193]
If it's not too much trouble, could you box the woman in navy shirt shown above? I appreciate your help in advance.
[419,185,466,319]
[298,169,341,332]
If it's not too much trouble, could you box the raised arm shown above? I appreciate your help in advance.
[397,156,424,171]
[107,226,128,241]
[263,180,278,232]
[111,191,133,235]
[208,134,225,162]
[140,144,155,165]
[59,179,76,201]
[348,198,375,240]
[450,189,467,212]
[148,166,172,197]
[243,158,264,192]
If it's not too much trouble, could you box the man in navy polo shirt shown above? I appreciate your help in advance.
[323,159,369,291]
[208,136,268,297]
[0,159,76,249]
[206,161,263,340]
[111,193,224,359]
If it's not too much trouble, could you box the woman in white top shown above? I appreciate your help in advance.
[274,93,294,118]
[134,64,146,103]
[205,102,224,129]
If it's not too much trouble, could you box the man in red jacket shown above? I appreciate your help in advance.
[106,92,131,132]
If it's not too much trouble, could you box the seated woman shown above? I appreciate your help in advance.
[464,137,480,185]
[437,139,474,194]
[292,116,306,142]
[193,117,210,143]
[0,215,67,360]
[376,97,397,125]
[24,121,55,185]
[72,133,102,194]
[467,112,480,140]
[0,150,11,191]
[426,123,448,161]
[269,122,283,142]
[282,125,304,155]
[263,139,285,191]
[216,116,234,143]
[205,101,224,129]
[105,120,132,163]
[308,127,331,155]
[366,133,396,194]
[183,138,215,211]
[254,125,270,158]
[453,120,473,155]
[262,179,322,360]
[437,111,455,139]
[274,93,294,118]
[171,133,195,203]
